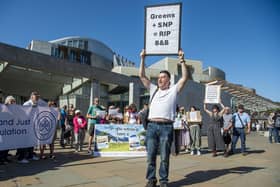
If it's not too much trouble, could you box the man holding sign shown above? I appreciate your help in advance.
[139,49,188,187]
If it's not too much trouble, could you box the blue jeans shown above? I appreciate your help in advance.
[146,122,173,183]
[268,127,279,143]
[231,128,246,153]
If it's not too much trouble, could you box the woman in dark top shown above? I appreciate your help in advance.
[204,100,226,157]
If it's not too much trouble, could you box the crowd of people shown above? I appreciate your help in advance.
[0,92,279,163]
[0,57,279,187]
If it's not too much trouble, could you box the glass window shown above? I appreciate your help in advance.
[51,47,54,56]
[78,40,84,49]
[69,50,76,61]
[84,41,88,50]
[73,40,78,48]
[54,48,59,57]
[68,40,73,47]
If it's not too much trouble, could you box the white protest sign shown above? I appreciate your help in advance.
[145,3,182,55]
[96,110,106,118]
[205,85,221,104]
[189,112,198,122]
[0,104,58,150]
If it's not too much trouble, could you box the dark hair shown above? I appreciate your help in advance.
[190,106,197,111]
[212,104,220,112]
[238,104,244,110]
[159,70,171,79]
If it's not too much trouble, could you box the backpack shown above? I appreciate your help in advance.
[275,116,280,128]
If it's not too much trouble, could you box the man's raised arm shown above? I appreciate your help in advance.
[177,50,189,92]
[139,49,151,89]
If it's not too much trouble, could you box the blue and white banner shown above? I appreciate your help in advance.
[0,104,58,150]
[94,124,147,157]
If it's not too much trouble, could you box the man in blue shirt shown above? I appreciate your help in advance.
[231,104,251,156]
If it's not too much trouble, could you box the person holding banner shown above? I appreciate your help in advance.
[204,100,226,157]
[0,96,16,165]
[18,91,47,163]
[139,49,188,187]
[39,101,59,160]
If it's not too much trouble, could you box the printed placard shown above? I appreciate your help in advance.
[205,85,221,104]
[145,3,182,55]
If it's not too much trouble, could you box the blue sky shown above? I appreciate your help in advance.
[0,0,279,102]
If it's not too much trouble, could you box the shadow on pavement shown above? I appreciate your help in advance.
[169,166,265,187]
[247,150,265,154]
[0,144,138,182]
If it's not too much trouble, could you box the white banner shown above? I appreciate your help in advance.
[205,85,221,104]
[0,104,58,150]
[145,3,182,55]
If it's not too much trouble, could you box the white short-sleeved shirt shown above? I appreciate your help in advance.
[148,83,178,121]
[23,99,48,107]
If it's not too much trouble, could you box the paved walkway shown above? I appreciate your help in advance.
[0,132,279,187]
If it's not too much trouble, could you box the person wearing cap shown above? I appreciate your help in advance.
[230,104,251,156]
[73,110,87,152]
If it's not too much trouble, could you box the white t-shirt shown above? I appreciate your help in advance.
[128,112,138,124]
[23,98,48,107]
[148,83,178,121]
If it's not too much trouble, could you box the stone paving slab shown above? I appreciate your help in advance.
[0,132,279,187]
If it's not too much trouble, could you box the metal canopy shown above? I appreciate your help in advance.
[206,80,279,111]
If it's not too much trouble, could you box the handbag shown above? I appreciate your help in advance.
[142,88,158,130]
[223,131,231,144]
[63,125,73,139]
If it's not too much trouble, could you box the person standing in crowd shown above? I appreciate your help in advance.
[139,49,188,187]
[267,112,279,143]
[204,100,226,157]
[60,105,67,148]
[86,97,102,154]
[138,103,149,126]
[18,91,47,163]
[128,103,139,124]
[272,110,280,143]
[180,107,191,154]
[0,96,16,165]
[231,104,251,156]
[73,110,87,152]
[123,105,130,124]
[174,106,189,155]
[39,101,59,159]
[66,104,75,148]
[188,106,202,156]
[222,107,233,157]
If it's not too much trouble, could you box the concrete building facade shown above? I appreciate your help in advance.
[1,36,279,129]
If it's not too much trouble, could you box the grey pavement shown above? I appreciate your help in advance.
[0,132,279,187]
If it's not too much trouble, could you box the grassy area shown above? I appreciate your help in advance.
[100,142,129,152]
